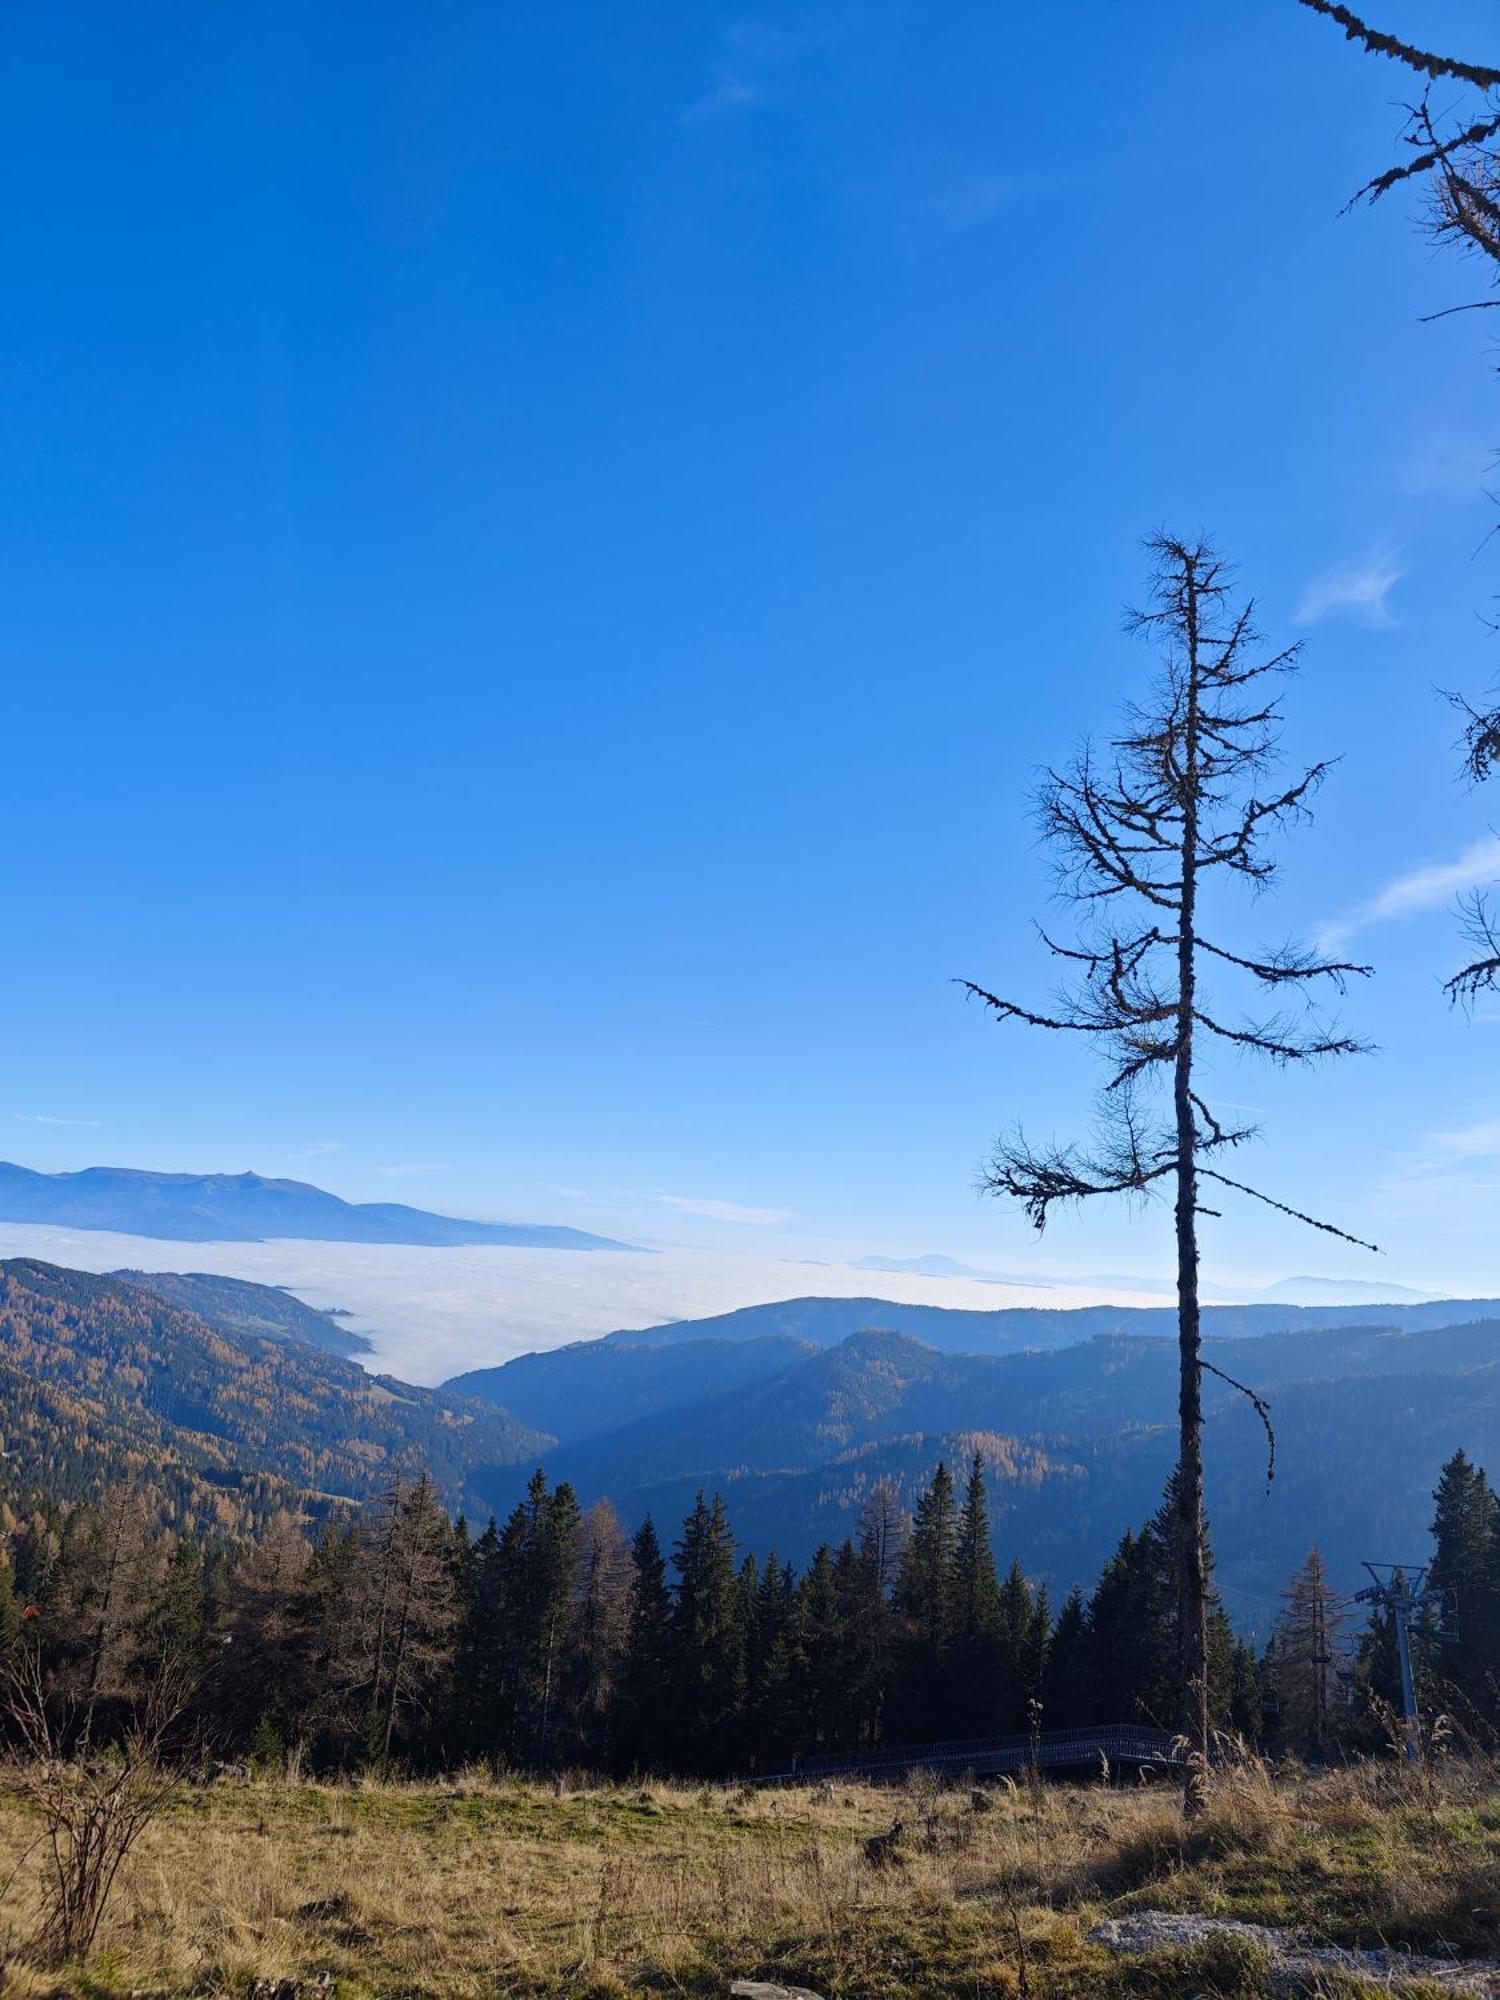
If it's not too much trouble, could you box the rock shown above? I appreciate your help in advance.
[729,1985,825,2000]
[1092,1913,1285,1956]
[1090,1912,1500,1995]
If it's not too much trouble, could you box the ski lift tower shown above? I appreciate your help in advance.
[1353,1563,1435,1766]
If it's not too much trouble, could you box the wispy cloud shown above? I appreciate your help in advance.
[1295,551,1402,628]
[1319,833,1500,949]
[1412,1116,1500,1169]
[681,7,853,126]
[656,1193,792,1225]
[375,1162,452,1179]
[13,1111,100,1128]
[292,1140,346,1159]
[681,75,761,123]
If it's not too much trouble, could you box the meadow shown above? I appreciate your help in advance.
[1,1756,1497,1999]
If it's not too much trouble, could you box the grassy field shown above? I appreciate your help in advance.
[1,1758,1498,1998]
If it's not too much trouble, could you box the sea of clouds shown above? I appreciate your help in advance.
[0,1224,1130,1384]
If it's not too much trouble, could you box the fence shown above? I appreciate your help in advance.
[758,1723,1182,1786]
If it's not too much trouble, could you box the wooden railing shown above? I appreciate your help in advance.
[758,1723,1182,1785]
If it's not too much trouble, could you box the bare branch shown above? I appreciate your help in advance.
[1358,104,1500,207]
[956,979,1119,1035]
[1295,0,1500,93]
[1193,934,1372,988]
[1447,686,1500,786]
[1445,890,1500,1007]
[1201,1359,1277,1494]
[1192,1007,1367,1064]
[1198,1168,1382,1253]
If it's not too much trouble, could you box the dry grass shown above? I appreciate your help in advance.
[0,1756,1494,1997]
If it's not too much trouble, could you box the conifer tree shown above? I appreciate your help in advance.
[561,1499,632,1765]
[618,1514,672,1773]
[669,1492,744,1771]
[0,1555,20,1658]
[444,1516,498,1761]
[847,1485,905,1750]
[1269,1548,1349,1761]
[831,1538,874,1752]
[744,1551,801,1771]
[1428,1450,1500,1719]
[964,536,1371,1814]
[370,1472,459,1763]
[47,1489,161,1744]
[893,1461,958,1740]
[1042,1586,1090,1728]
[1086,1525,1175,1729]
[222,1511,313,1750]
[998,1559,1050,1732]
[948,1455,1005,1736]
[302,1516,368,1759]
[496,1473,582,1765]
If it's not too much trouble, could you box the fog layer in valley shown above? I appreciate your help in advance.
[0,1224,1145,1382]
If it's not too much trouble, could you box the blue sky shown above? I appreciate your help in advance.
[5,0,1500,1290]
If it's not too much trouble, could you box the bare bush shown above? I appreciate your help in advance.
[4,1644,194,1965]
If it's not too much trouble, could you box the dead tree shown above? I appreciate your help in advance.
[963,533,1374,1818]
[1296,1,1500,239]
[1298,2,1500,999]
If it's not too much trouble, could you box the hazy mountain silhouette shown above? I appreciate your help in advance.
[0,1162,636,1249]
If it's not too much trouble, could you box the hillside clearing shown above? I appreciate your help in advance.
[1,1762,1497,1998]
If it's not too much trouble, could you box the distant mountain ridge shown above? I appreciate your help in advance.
[0,1162,635,1250]
[595,1291,1500,1355]
[450,1298,1500,1628]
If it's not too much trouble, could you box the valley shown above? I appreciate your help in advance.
[0,1251,1495,1626]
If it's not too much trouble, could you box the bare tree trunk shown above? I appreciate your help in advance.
[964,532,1373,1826]
[1174,588,1210,1819]
[381,1552,417,1763]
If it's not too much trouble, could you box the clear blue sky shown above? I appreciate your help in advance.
[5,0,1500,1288]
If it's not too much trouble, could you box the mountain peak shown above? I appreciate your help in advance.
[0,1161,638,1252]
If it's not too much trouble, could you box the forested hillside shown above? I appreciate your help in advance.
[458,1316,1500,1621]
[2,1252,1495,1629]
[115,1267,371,1357]
[0,1260,550,1535]
[5,1444,1493,1781]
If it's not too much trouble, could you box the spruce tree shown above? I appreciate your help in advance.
[669,1492,744,1772]
[1042,1586,1090,1729]
[1428,1449,1500,1720]
[948,1455,1005,1736]
[1086,1526,1175,1728]
[796,1544,848,1755]
[618,1514,673,1773]
[745,1552,801,1772]
[847,1482,905,1750]
[892,1461,958,1741]
[528,1478,582,1765]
